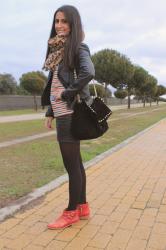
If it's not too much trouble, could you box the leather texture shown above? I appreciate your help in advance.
[47,209,79,229]
[41,43,95,118]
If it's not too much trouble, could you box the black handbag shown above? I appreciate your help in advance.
[71,85,112,140]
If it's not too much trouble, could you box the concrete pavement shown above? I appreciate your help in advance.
[0,113,45,123]
[0,119,166,249]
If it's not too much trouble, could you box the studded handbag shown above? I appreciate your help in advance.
[71,84,112,140]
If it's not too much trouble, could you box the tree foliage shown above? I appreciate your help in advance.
[0,73,17,94]
[89,84,104,98]
[89,83,112,98]
[114,89,127,101]
[19,71,46,94]
[15,85,31,95]
[133,66,158,107]
[92,49,122,103]
[92,49,134,107]
[19,71,47,110]
[92,49,120,85]
[154,85,166,105]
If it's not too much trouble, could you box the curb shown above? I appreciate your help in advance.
[0,118,165,222]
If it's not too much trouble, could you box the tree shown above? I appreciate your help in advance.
[0,73,17,94]
[15,85,31,95]
[92,49,121,103]
[145,75,157,106]
[132,66,149,107]
[134,74,157,107]
[92,49,134,108]
[114,89,127,104]
[112,55,134,109]
[154,85,166,105]
[19,71,46,110]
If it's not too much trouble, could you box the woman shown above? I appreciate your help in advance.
[41,5,95,229]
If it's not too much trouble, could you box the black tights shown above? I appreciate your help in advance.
[59,141,86,210]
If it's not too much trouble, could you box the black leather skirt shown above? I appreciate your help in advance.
[56,114,79,143]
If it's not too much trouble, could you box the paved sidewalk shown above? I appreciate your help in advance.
[0,113,45,123]
[0,119,166,250]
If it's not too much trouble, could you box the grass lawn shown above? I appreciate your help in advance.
[0,119,52,143]
[0,105,165,143]
[0,104,165,208]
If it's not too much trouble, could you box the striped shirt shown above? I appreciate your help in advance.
[50,66,73,118]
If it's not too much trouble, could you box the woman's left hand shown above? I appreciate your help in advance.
[45,116,54,130]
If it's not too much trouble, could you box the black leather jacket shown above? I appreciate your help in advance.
[41,43,95,117]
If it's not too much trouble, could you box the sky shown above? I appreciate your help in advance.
[0,0,166,88]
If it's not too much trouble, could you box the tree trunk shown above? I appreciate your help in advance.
[104,83,107,104]
[127,90,130,109]
[157,98,159,105]
[143,94,146,107]
[33,95,38,111]
[150,97,152,107]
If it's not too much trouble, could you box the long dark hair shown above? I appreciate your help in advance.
[44,5,84,69]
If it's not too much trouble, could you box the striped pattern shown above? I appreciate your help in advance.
[50,67,73,118]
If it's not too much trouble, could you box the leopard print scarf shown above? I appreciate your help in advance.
[42,35,66,71]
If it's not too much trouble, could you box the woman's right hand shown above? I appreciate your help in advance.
[44,117,54,130]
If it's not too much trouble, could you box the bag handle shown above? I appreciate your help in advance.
[76,94,81,103]
[93,80,98,97]
[76,82,97,102]
[74,70,97,100]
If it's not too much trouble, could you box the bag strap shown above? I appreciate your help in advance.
[74,69,97,100]
[93,80,98,97]
[76,94,81,103]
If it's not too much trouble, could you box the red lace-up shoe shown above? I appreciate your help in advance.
[77,202,90,219]
[47,209,79,229]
